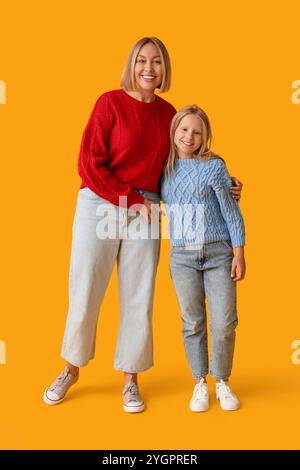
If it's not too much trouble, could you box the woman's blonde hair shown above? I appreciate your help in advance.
[165,105,224,179]
[120,37,171,93]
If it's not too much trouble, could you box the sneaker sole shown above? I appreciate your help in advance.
[123,404,145,413]
[216,397,240,411]
[190,405,209,412]
[43,390,65,406]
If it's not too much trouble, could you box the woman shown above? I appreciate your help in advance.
[43,37,243,413]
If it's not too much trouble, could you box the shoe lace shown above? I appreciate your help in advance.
[218,382,234,400]
[49,369,69,391]
[195,382,208,400]
[124,383,139,401]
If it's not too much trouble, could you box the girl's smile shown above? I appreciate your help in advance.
[175,114,203,158]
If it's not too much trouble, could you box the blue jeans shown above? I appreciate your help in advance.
[170,241,238,380]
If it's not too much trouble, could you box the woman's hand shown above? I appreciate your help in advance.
[231,247,246,281]
[230,176,243,202]
[140,199,165,223]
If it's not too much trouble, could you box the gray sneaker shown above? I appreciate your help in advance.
[43,366,79,405]
[123,382,145,413]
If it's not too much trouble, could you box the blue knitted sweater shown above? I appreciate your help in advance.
[160,157,245,248]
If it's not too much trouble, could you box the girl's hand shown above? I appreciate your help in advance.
[230,176,243,202]
[231,247,246,281]
[140,199,165,223]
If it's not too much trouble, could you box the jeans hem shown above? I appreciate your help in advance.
[61,353,94,368]
[210,371,230,381]
[114,363,154,373]
[192,371,209,379]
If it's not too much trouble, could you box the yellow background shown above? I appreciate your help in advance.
[1,0,300,450]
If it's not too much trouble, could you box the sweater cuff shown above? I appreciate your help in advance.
[231,234,245,248]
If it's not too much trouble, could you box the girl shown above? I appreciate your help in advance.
[161,105,246,412]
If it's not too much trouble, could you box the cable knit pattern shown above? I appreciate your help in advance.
[78,89,176,208]
[161,157,245,247]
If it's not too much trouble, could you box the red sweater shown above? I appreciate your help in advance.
[78,89,176,208]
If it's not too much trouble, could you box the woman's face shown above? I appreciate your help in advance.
[134,42,163,93]
[175,114,203,158]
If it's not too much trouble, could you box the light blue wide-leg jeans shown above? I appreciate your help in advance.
[61,187,160,371]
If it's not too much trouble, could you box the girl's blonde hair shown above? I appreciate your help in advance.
[120,37,171,93]
[165,105,224,179]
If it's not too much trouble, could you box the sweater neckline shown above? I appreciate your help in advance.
[121,89,159,106]
[176,157,204,164]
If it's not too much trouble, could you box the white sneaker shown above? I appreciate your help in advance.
[123,382,145,413]
[190,378,209,412]
[216,380,240,411]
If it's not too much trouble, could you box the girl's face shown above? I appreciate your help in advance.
[174,114,203,158]
[134,43,163,93]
